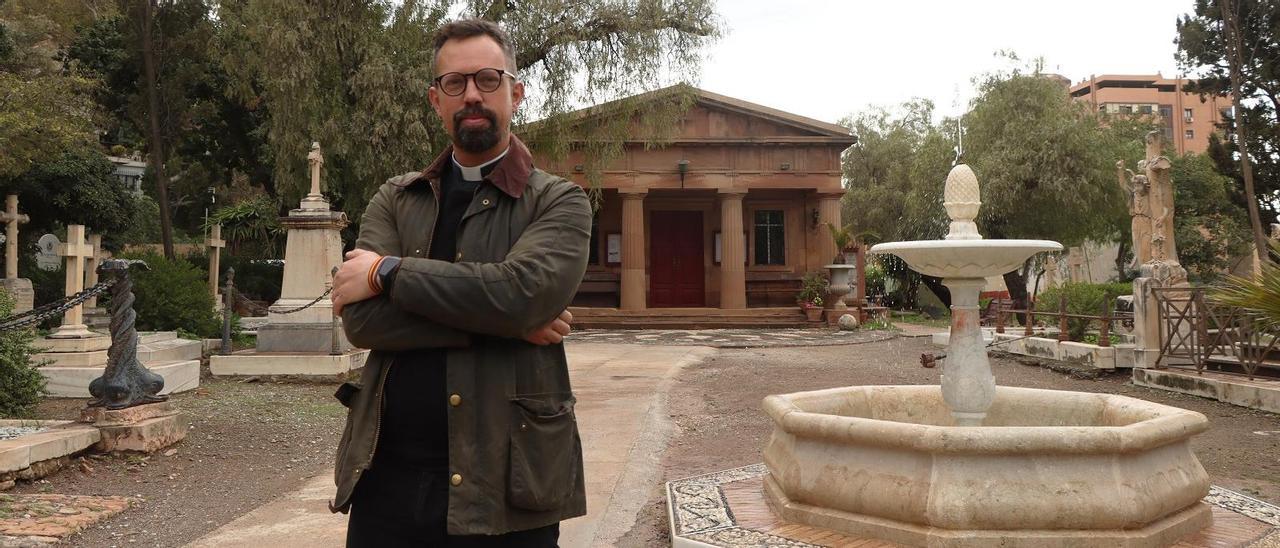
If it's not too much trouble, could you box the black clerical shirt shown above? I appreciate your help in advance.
[374,158,490,469]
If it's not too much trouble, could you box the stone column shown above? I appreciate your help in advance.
[50,225,96,338]
[207,224,225,302]
[0,195,32,313]
[816,192,842,265]
[83,234,103,309]
[718,191,747,309]
[619,191,647,310]
[2,195,28,278]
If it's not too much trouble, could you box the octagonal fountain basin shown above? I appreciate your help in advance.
[762,385,1212,548]
[870,239,1063,279]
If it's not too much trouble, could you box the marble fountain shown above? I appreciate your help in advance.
[663,164,1263,548]
[763,164,1211,547]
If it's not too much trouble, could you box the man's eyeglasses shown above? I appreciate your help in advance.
[433,68,516,96]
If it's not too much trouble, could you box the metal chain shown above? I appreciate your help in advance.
[230,285,332,316]
[0,279,118,332]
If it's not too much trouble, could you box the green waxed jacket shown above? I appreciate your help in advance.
[329,135,591,535]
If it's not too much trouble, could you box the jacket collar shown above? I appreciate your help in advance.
[400,134,533,199]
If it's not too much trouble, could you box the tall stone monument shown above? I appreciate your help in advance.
[0,195,33,313]
[210,142,367,376]
[1129,131,1189,368]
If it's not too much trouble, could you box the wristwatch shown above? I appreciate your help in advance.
[375,256,402,294]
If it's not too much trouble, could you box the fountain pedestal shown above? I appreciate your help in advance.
[939,277,993,426]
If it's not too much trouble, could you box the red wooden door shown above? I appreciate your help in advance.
[649,211,705,307]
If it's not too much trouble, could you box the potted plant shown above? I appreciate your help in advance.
[798,271,828,322]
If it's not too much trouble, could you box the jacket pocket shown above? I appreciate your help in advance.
[507,396,578,512]
[334,381,361,409]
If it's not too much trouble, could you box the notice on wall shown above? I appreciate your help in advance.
[606,233,622,264]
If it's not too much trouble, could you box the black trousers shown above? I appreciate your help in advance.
[346,463,560,547]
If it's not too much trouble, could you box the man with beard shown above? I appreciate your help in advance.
[329,18,591,547]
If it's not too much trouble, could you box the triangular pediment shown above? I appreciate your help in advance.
[522,85,856,146]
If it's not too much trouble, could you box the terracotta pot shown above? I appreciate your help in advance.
[803,307,823,322]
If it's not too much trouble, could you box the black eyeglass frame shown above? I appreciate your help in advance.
[432,68,518,96]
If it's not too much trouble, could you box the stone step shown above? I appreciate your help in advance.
[39,359,200,398]
[136,336,203,364]
[137,331,178,345]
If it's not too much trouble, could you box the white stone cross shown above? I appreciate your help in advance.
[208,224,225,301]
[0,195,29,279]
[51,225,95,338]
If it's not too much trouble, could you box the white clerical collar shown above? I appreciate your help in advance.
[452,148,509,182]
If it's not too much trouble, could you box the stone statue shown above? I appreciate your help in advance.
[306,141,324,199]
[88,259,166,410]
[1143,131,1178,264]
[1117,160,1152,272]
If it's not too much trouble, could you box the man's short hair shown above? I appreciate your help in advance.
[432,19,518,75]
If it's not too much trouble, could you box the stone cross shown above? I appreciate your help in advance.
[207,224,225,302]
[306,142,324,199]
[83,234,104,308]
[51,225,95,338]
[0,195,28,279]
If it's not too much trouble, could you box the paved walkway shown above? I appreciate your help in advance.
[186,343,714,548]
[573,327,901,347]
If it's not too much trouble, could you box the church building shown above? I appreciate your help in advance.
[529,86,857,321]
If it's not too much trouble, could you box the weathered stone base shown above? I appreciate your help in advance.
[256,322,351,353]
[0,278,34,314]
[0,421,100,481]
[936,331,1125,370]
[209,349,368,377]
[38,359,199,398]
[81,402,187,453]
[763,473,1211,548]
[1133,368,1280,414]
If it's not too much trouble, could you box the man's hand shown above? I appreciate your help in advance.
[333,248,382,316]
[523,309,572,345]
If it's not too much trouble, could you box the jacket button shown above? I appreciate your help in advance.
[482,198,491,206]
[414,248,421,255]
[455,251,463,261]
[451,473,463,486]
[449,394,462,407]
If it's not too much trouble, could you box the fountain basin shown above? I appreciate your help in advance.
[763,385,1212,547]
[870,239,1062,278]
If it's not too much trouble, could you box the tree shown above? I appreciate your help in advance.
[1171,152,1253,281]
[215,0,721,222]
[1177,0,1279,257]
[963,69,1131,313]
[1,147,142,248]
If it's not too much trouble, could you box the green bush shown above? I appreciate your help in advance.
[118,252,221,338]
[221,254,283,303]
[0,289,48,418]
[16,261,66,330]
[1035,282,1131,342]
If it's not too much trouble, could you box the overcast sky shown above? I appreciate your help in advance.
[695,0,1197,125]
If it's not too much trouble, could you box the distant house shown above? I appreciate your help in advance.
[107,155,146,196]
[530,86,857,312]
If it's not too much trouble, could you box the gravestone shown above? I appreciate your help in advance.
[0,195,33,312]
[35,234,60,271]
[207,224,225,304]
[82,234,111,330]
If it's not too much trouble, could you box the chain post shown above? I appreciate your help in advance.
[1057,294,1070,342]
[328,276,340,356]
[995,303,1005,334]
[1098,293,1112,348]
[222,268,235,355]
[1024,297,1035,337]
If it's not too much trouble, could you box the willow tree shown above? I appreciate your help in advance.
[963,68,1129,312]
[215,0,721,221]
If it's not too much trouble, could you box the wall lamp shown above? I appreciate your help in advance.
[810,208,820,229]
[677,159,690,188]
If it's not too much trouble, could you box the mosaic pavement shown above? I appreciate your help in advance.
[571,328,898,348]
[667,464,1280,548]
